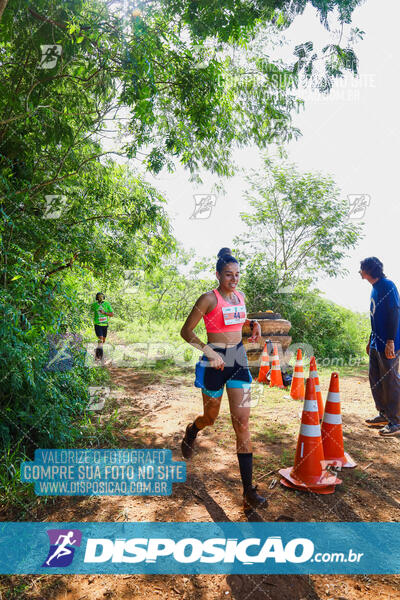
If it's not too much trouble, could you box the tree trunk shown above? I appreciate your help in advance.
[0,0,9,22]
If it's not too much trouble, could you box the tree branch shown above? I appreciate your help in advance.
[12,151,127,198]
[64,214,132,227]
[28,7,67,30]
[0,106,53,127]
[41,252,80,283]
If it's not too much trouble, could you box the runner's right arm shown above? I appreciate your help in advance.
[180,294,225,370]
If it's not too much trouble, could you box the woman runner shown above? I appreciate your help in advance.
[180,249,267,510]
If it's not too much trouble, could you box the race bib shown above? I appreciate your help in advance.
[222,304,246,326]
[98,315,107,323]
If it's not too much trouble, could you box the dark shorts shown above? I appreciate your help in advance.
[194,341,252,397]
[94,324,108,338]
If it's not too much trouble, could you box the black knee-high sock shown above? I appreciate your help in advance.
[187,420,200,439]
[237,452,253,492]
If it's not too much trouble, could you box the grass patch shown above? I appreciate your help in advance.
[0,577,30,600]
[280,448,294,467]
[346,446,367,462]
[0,443,38,518]
[315,363,369,379]
[76,410,121,448]
[259,426,286,444]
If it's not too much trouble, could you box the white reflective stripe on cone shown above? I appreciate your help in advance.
[323,412,342,425]
[271,365,280,370]
[315,384,321,392]
[299,423,321,437]
[293,372,304,378]
[310,370,318,377]
[295,361,304,367]
[303,400,318,412]
[326,392,340,403]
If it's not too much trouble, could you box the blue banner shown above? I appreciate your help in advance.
[0,522,399,574]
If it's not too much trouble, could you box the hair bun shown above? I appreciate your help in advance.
[217,247,232,259]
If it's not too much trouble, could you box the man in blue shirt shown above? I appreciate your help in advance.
[360,257,400,436]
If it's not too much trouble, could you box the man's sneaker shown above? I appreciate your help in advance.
[243,485,267,510]
[379,423,400,437]
[365,414,388,427]
[181,423,197,459]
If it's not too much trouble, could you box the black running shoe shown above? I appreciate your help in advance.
[379,423,400,437]
[181,423,197,459]
[243,485,267,510]
[365,414,388,427]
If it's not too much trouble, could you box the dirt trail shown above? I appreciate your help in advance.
[2,365,400,599]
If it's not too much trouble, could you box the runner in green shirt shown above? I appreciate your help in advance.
[91,293,113,360]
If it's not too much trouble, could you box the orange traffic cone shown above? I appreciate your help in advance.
[290,348,305,400]
[309,357,324,420]
[279,377,342,494]
[257,342,270,383]
[269,343,284,388]
[321,373,356,469]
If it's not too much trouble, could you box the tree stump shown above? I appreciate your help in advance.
[243,312,292,377]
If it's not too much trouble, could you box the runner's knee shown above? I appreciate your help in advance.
[202,413,218,426]
[202,399,220,426]
[232,418,250,436]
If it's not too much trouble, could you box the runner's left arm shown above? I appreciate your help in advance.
[99,303,113,317]
[240,292,262,343]
[104,303,113,317]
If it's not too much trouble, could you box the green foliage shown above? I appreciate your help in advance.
[283,290,369,360]
[241,262,369,360]
[2,161,174,287]
[236,157,363,285]
[237,158,367,360]
[97,247,214,326]
[77,409,121,449]
[0,0,363,192]
[162,0,364,95]
[0,286,90,451]
[0,442,36,516]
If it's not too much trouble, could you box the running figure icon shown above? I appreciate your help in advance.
[45,531,77,566]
